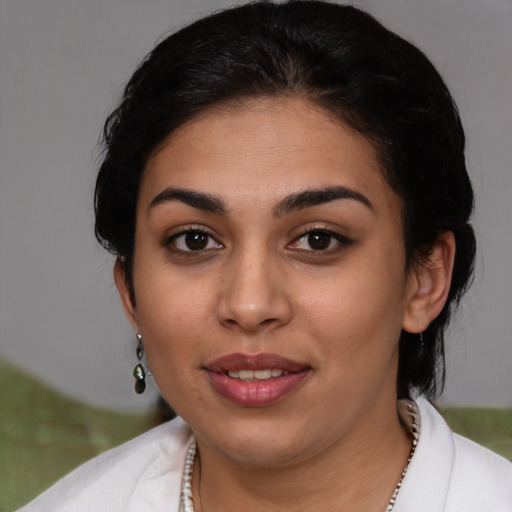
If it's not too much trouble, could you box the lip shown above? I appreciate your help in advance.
[205,353,311,407]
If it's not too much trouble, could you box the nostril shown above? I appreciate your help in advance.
[221,315,281,332]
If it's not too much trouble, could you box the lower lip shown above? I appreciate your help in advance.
[207,370,310,407]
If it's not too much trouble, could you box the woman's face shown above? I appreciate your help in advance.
[119,97,421,467]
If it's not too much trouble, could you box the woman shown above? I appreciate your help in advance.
[18,1,512,511]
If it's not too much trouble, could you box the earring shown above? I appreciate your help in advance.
[133,333,146,394]
[419,332,424,349]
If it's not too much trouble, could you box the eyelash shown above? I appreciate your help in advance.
[165,227,223,253]
[287,228,353,253]
[164,226,352,256]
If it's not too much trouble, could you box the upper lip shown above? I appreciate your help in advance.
[205,353,309,373]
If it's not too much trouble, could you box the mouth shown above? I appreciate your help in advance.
[225,368,291,381]
[205,353,311,407]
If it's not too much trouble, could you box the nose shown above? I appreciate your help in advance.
[216,249,292,333]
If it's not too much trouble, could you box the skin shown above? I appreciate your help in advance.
[115,96,455,511]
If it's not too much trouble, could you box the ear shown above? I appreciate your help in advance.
[402,231,456,334]
[114,259,139,331]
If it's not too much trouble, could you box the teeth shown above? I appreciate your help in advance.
[254,369,272,380]
[226,369,288,381]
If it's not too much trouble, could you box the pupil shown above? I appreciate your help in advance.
[308,232,330,250]
[185,232,208,250]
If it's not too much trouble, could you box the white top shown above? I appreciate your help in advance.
[17,397,512,511]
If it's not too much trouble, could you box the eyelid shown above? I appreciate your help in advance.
[288,226,353,252]
[164,225,223,253]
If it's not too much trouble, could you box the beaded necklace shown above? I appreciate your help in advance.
[179,400,420,512]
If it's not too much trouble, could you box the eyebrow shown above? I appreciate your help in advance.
[149,188,227,215]
[148,185,373,217]
[273,186,373,217]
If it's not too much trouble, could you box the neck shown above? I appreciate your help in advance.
[192,398,413,512]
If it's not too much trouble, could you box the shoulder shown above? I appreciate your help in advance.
[396,397,512,512]
[446,431,512,510]
[419,397,512,511]
[17,417,193,512]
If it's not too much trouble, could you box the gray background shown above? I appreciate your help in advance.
[1,0,511,412]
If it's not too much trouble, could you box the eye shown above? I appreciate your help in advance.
[168,229,223,252]
[288,229,351,252]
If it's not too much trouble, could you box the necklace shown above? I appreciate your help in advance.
[179,399,420,512]
[385,399,420,510]
[180,439,197,512]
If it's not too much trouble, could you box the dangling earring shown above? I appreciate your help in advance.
[419,332,424,349]
[133,333,146,394]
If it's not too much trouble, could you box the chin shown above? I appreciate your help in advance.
[220,436,307,468]
[195,413,323,468]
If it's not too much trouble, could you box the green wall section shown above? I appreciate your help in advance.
[0,359,151,512]
[1,358,511,511]
[442,407,512,461]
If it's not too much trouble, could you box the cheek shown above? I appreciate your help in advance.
[132,266,209,370]
[136,285,213,413]
[297,255,407,358]
[134,246,212,324]
[299,273,406,413]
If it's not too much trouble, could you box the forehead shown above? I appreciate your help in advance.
[140,96,399,216]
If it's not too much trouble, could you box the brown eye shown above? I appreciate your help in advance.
[288,229,352,253]
[185,232,208,250]
[170,230,222,252]
[307,232,331,250]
